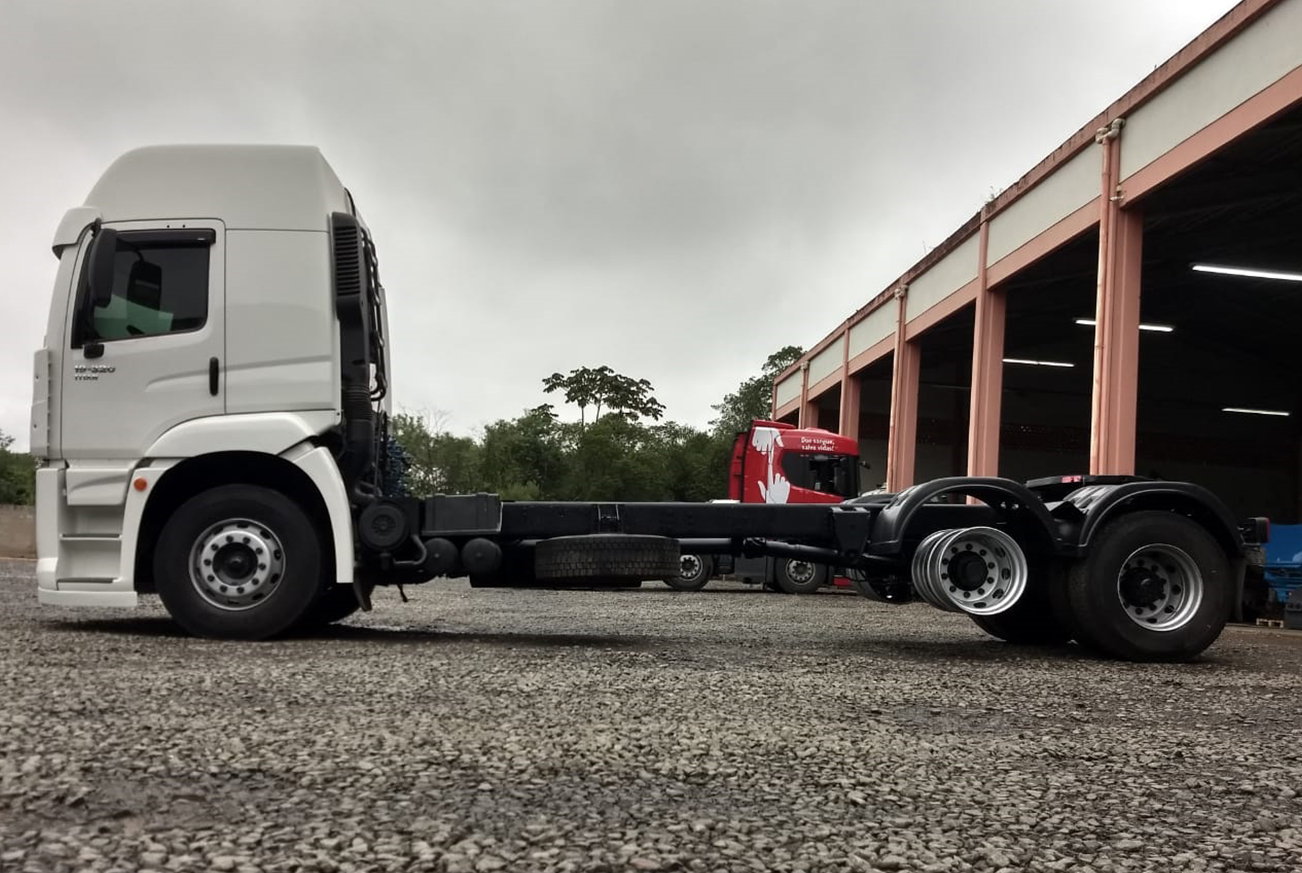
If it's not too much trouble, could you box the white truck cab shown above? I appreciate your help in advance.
[33,145,380,623]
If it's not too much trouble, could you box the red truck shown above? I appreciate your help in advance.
[672,420,863,593]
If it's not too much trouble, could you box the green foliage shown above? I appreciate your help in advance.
[542,365,666,426]
[390,410,483,495]
[709,345,804,438]
[0,430,36,505]
[391,352,796,503]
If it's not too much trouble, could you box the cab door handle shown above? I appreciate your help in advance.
[209,357,219,396]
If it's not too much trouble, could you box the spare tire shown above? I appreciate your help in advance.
[535,534,679,582]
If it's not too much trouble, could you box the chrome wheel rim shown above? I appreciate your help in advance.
[786,560,816,585]
[912,527,1029,615]
[189,518,286,611]
[680,554,704,581]
[1117,544,1203,632]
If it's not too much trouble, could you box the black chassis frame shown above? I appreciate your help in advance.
[324,206,1266,597]
[363,474,1266,583]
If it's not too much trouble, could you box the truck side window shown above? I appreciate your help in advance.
[780,452,860,498]
[75,234,211,343]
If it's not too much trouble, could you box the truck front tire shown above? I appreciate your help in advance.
[154,485,324,640]
[294,582,372,631]
[1064,511,1232,662]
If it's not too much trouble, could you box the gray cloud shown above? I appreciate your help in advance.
[0,0,1238,447]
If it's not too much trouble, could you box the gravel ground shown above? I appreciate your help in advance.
[2,558,1301,873]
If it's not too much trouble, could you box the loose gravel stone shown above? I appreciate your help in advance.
[1,559,1301,873]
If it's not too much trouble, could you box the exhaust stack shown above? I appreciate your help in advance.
[910,527,1029,615]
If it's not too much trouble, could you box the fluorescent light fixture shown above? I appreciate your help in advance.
[1192,264,1302,283]
[1222,407,1290,417]
[1074,318,1174,333]
[1003,358,1074,368]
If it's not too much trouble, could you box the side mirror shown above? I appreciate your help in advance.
[86,228,118,308]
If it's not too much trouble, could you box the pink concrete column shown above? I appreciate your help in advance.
[839,332,860,439]
[967,218,1005,478]
[1090,123,1142,475]
[797,364,814,428]
[886,292,919,491]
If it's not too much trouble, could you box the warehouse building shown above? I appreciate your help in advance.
[772,0,1302,522]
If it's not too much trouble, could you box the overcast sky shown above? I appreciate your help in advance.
[0,0,1240,450]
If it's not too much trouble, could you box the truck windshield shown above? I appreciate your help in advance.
[780,452,860,498]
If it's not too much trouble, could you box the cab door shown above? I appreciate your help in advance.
[60,222,226,461]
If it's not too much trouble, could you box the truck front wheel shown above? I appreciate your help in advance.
[294,582,373,631]
[154,485,325,640]
[1065,511,1232,662]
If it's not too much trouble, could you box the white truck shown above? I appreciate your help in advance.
[29,145,1268,661]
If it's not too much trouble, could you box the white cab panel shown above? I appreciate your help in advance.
[65,463,135,506]
[145,411,340,458]
[225,230,339,415]
[283,443,355,587]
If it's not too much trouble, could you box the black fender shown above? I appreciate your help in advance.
[865,477,1062,557]
[1059,481,1247,557]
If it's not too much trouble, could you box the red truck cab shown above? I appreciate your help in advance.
[729,420,861,505]
[672,421,862,593]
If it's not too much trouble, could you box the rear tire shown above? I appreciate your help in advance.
[775,559,826,595]
[665,554,712,591]
[1065,511,1232,662]
[154,485,324,640]
[969,564,1072,645]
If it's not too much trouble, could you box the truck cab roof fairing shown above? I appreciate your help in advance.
[83,145,351,232]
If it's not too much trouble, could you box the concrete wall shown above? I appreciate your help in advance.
[774,372,801,408]
[0,505,36,559]
[1120,0,1302,179]
[986,146,1099,266]
[905,234,980,322]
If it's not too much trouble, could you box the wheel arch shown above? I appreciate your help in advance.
[867,477,1062,558]
[1065,483,1245,559]
[133,450,337,593]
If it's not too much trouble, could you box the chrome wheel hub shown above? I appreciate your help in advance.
[786,560,816,585]
[912,526,1029,616]
[189,518,286,611]
[1116,544,1203,632]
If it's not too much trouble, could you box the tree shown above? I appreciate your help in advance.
[709,344,804,438]
[0,430,36,505]
[542,366,666,427]
[480,405,567,499]
[391,410,484,495]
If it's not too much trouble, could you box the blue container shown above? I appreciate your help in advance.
[1263,524,1302,604]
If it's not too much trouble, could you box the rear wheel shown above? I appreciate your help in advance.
[775,559,826,595]
[154,485,324,640]
[1065,511,1232,662]
[665,553,712,591]
[969,564,1072,645]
